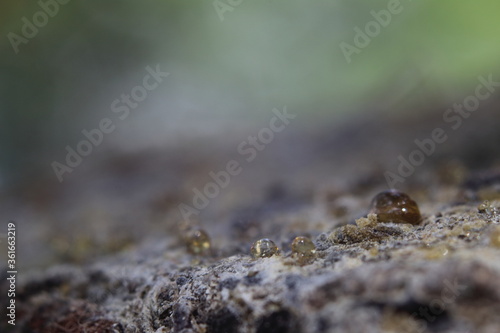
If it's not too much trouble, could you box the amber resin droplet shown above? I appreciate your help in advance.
[251,239,279,258]
[291,236,316,263]
[490,227,500,248]
[185,229,211,255]
[424,244,450,260]
[478,200,495,215]
[369,190,422,225]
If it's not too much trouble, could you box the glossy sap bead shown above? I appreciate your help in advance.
[369,190,422,225]
[251,239,279,258]
[490,227,500,248]
[478,200,496,215]
[291,236,316,262]
[185,229,211,255]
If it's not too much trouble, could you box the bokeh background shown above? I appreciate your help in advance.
[2,0,500,270]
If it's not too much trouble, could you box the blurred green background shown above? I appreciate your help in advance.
[1,0,500,187]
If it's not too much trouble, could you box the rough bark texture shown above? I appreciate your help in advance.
[3,101,500,333]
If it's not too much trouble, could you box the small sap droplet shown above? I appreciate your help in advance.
[250,239,279,258]
[369,247,379,256]
[291,236,316,263]
[490,227,500,248]
[478,200,495,215]
[184,229,211,255]
[369,190,422,225]
[424,244,450,260]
